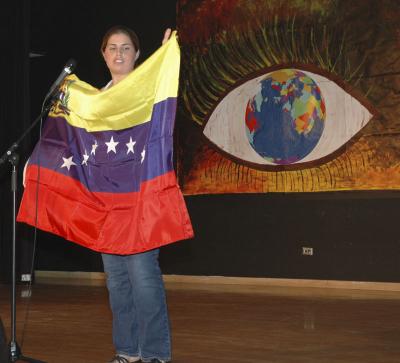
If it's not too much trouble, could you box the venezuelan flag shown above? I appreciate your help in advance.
[17,33,194,255]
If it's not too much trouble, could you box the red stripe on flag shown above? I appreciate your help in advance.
[17,166,194,254]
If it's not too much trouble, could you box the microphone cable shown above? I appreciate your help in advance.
[19,89,63,350]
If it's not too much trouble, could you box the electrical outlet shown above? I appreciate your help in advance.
[21,289,31,298]
[302,247,314,256]
[21,274,31,282]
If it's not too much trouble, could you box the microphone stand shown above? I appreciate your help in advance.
[0,97,55,363]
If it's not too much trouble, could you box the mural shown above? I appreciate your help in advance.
[176,0,400,194]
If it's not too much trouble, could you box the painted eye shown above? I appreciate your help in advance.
[203,68,373,168]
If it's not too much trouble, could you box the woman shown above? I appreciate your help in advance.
[100,25,173,363]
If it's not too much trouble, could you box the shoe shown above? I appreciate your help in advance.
[108,355,141,363]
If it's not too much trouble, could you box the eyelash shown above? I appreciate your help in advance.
[200,146,370,190]
[181,18,363,126]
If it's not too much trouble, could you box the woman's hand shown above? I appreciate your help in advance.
[162,28,172,45]
[22,158,29,188]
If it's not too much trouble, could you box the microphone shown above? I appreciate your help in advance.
[44,58,77,101]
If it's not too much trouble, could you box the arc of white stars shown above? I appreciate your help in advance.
[91,140,98,155]
[61,156,77,171]
[82,150,89,166]
[106,136,119,154]
[141,149,146,163]
[126,137,136,154]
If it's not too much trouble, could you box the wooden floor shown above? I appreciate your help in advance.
[1,280,400,363]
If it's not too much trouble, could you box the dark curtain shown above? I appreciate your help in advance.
[0,1,31,282]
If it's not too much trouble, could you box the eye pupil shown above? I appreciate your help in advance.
[244,69,326,165]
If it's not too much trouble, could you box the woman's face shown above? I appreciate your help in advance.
[102,32,137,78]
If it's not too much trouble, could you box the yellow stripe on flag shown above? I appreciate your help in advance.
[50,31,180,132]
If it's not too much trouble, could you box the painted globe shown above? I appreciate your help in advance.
[245,69,326,164]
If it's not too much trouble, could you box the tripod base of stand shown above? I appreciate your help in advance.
[9,342,47,363]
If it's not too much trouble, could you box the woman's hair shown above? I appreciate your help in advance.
[100,25,140,52]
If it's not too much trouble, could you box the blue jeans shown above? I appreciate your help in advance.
[102,249,171,362]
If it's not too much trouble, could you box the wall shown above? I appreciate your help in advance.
[2,1,400,283]
[0,1,31,282]
[35,192,400,282]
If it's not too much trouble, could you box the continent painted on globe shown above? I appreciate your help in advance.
[245,69,326,165]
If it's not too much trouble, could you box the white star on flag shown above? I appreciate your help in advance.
[126,137,136,154]
[91,141,98,155]
[106,136,119,154]
[61,156,77,171]
[141,149,146,163]
[82,150,89,166]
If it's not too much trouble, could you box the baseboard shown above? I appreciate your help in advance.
[34,271,400,292]
[35,270,106,286]
[164,275,400,292]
